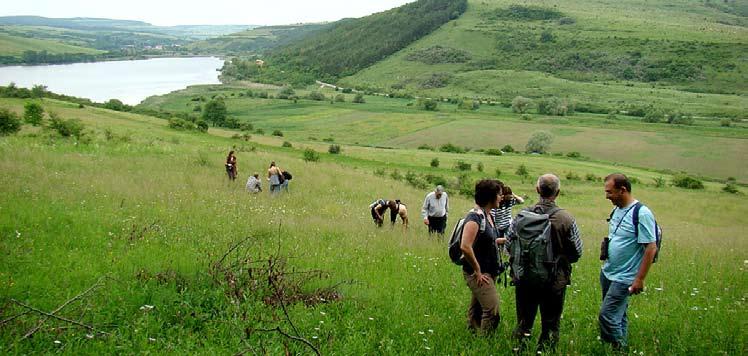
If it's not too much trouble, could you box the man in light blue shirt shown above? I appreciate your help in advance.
[599,173,658,349]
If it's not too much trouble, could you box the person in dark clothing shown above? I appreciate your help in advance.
[506,174,583,352]
[369,199,389,227]
[225,151,237,181]
[459,179,505,334]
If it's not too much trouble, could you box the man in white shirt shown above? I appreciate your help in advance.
[421,185,449,235]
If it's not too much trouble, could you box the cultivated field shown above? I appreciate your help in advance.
[1,98,746,354]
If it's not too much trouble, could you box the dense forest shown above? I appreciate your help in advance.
[222,0,467,84]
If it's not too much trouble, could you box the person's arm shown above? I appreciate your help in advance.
[445,194,449,216]
[564,220,583,263]
[375,205,384,221]
[629,243,657,294]
[460,220,491,286]
[422,194,430,224]
[513,194,524,204]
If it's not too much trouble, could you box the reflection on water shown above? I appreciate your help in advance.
[0,57,223,105]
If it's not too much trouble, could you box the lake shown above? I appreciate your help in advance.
[0,57,223,105]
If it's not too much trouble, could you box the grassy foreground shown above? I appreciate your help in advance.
[0,99,746,354]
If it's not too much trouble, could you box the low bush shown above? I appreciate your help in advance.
[49,114,85,139]
[455,160,471,171]
[307,91,326,101]
[672,174,704,189]
[567,151,581,158]
[23,102,44,126]
[485,148,503,156]
[302,149,320,162]
[653,176,666,188]
[565,171,581,181]
[328,144,341,154]
[476,162,484,172]
[282,141,293,148]
[390,169,403,181]
[418,144,434,151]
[272,130,284,137]
[0,108,21,135]
[502,144,515,153]
[440,143,465,154]
[586,173,600,182]
[511,96,532,113]
[430,158,440,168]
[516,164,529,178]
[352,93,365,103]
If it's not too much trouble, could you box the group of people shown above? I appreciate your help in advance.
[369,199,409,228]
[224,151,292,195]
[456,173,657,352]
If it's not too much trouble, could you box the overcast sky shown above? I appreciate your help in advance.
[1,0,417,26]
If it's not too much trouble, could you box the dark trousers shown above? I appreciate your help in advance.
[513,278,567,349]
[371,207,383,227]
[427,215,447,234]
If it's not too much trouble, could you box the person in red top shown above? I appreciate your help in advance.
[225,151,237,181]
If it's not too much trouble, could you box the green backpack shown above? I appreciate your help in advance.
[509,206,561,287]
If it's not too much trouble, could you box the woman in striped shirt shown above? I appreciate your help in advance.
[491,186,524,237]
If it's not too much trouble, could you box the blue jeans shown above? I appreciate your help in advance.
[599,271,630,347]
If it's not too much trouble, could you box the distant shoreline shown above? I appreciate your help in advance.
[0,54,225,68]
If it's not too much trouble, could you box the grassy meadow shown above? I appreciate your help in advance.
[1,97,746,354]
[139,85,748,183]
[0,32,104,56]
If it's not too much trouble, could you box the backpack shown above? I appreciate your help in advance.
[608,202,662,263]
[282,171,292,180]
[508,206,561,287]
[448,209,486,265]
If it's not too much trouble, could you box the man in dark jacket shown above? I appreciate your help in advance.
[506,174,583,352]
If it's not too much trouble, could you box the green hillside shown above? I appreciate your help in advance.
[0,96,745,354]
[338,0,748,116]
[0,32,103,56]
[221,0,468,84]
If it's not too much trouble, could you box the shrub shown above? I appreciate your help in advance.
[49,115,84,138]
[405,171,429,189]
[722,182,739,194]
[511,96,532,114]
[307,91,326,101]
[672,174,704,189]
[477,162,484,172]
[282,141,293,148]
[405,46,472,64]
[335,94,346,102]
[418,144,434,150]
[558,17,576,25]
[642,110,664,123]
[0,108,22,136]
[424,174,448,187]
[586,173,600,182]
[653,176,666,188]
[516,164,529,178]
[390,169,403,181]
[566,151,581,158]
[537,96,573,116]
[457,99,480,110]
[565,171,581,181]
[23,102,44,126]
[501,144,515,153]
[485,148,503,156]
[352,93,365,103]
[328,144,341,154]
[373,168,386,176]
[455,160,471,171]
[239,122,254,132]
[279,86,296,98]
[272,130,284,137]
[417,98,439,111]
[257,92,268,99]
[323,137,335,142]
[419,73,452,89]
[302,148,320,162]
[168,118,198,131]
[342,88,353,94]
[103,99,127,112]
[720,118,732,127]
[526,130,554,154]
[255,128,265,135]
[521,114,532,121]
[430,157,440,168]
[440,143,465,154]
[494,168,502,177]
[667,112,694,125]
[539,30,555,43]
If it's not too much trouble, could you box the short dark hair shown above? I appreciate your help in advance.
[605,173,632,193]
[474,179,504,206]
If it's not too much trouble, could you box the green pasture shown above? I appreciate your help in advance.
[137,86,748,182]
[1,98,746,354]
[0,33,103,56]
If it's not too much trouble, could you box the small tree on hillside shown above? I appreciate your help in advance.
[104,99,127,112]
[0,108,22,136]
[511,96,532,113]
[526,130,554,154]
[23,102,44,126]
[202,98,228,127]
[353,93,366,104]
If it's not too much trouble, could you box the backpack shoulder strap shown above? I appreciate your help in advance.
[632,202,643,238]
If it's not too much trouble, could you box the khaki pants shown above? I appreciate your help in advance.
[464,272,500,333]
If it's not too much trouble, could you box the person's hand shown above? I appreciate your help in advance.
[423,218,429,225]
[496,237,507,245]
[629,278,645,295]
[474,272,491,287]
